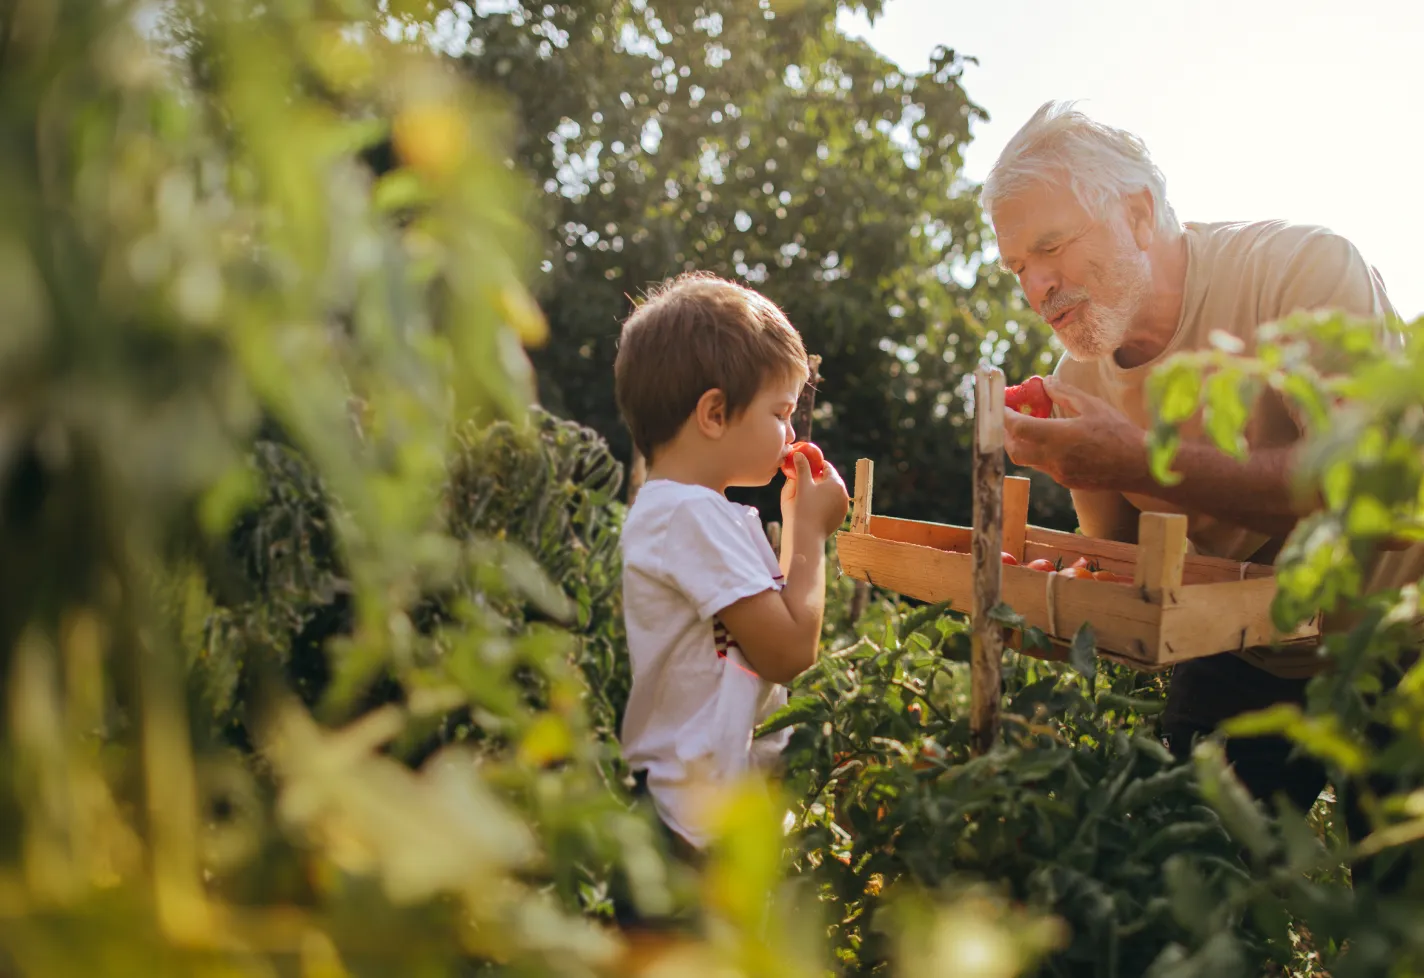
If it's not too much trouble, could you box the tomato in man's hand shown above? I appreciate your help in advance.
[1004,376,1052,418]
[780,441,827,479]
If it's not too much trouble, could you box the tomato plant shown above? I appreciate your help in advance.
[757,594,1290,977]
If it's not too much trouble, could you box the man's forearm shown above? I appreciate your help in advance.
[1125,442,1314,537]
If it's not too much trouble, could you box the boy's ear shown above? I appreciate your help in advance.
[693,388,728,439]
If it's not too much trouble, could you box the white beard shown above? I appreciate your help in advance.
[1054,252,1152,361]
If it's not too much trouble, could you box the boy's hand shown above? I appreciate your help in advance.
[781,450,849,537]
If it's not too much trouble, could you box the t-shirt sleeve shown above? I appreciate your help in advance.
[655,499,781,621]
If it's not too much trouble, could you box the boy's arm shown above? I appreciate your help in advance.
[716,522,826,685]
[717,454,848,685]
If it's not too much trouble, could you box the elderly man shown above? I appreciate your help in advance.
[983,101,1422,876]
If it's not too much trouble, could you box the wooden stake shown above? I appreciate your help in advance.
[848,458,874,621]
[971,365,1006,756]
[792,353,823,442]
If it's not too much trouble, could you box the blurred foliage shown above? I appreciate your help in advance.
[196,408,628,751]
[19,2,1424,978]
[1139,309,1424,978]
[0,2,1079,977]
[0,0,772,974]
[432,0,1072,529]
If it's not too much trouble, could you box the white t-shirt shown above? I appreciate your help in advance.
[618,479,793,849]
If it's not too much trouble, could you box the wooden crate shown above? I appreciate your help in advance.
[836,461,1321,671]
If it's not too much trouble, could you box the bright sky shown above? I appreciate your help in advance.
[838,0,1424,321]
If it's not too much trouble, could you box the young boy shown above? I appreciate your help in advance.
[613,271,850,857]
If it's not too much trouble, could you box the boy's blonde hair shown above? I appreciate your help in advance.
[614,272,808,463]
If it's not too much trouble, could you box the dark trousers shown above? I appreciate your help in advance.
[1162,652,1412,893]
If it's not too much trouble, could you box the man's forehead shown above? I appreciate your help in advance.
[992,182,1090,254]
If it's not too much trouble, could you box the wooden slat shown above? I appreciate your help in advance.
[836,532,973,611]
[851,458,874,534]
[836,532,1164,658]
[1024,525,1276,584]
[1135,512,1187,602]
[867,515,972,553]
[1003,476,1030,562]
[1159,579,1321,664]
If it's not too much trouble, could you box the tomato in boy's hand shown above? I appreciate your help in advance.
[780,441,826,479]
[1004,376,1052,418]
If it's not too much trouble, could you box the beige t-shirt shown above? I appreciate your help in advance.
[1055,219,1421,677]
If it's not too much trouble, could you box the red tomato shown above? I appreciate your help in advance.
[1025,558,1056,573]
[1070,556,1092,570]
[780,441,826,479]
[1093,570,1133,584]
[1001,552,1019,565]
[1004,376,1052,419]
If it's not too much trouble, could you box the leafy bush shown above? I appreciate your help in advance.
[761,588,1303,977]
[1139,309,1424,977]
[0,2,676,974]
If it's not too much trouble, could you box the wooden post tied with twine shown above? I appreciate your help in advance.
[970,364,1006,757]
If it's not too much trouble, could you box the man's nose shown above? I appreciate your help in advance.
[1021,264,1059,311]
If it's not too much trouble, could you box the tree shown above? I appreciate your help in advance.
[426,0,1071,528]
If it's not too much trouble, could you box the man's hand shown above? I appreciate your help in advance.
[781,450,850,537]
[1010,376,1312,536]
[1003,377,1151,492]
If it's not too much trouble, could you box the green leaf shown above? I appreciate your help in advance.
[1162,854,1215,936]
[1201,368,1254,461]
[1147,424,1184,487]
[1346,494,1394,539]
[1068,622,1096,681]
[1220,702,1367,774]
[1022,626,1053,654]
[756,695,826,737]
[1249,895,1295,966]
[1281,372,1330,431]
[988,602,1026,629]
[1192,740,1278,861]
[1149,360,1204,425]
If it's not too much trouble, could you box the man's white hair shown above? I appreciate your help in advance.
[981,101,1179,235]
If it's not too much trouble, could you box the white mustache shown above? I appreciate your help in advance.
[1042,289,1089,320]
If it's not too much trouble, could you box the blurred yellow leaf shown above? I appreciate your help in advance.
[304,24,375,94]
[496,284,550,349]
[393,102,468,180]
[517,712,573,767]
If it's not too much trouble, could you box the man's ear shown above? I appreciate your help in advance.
[1124,189,1156,250]
[693,388,728,439]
